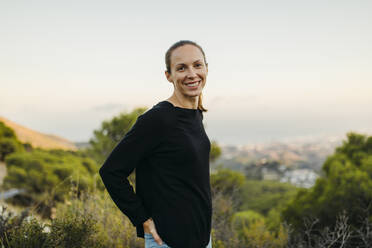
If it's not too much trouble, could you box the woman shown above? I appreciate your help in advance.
[99,40,212,248]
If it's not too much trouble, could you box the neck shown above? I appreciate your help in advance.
[167,93,199,109]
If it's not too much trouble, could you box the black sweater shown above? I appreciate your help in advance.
[99,100,212,248]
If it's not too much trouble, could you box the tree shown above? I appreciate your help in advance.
[210,140,222,163]
[240,180,298,216]
[86,106,223,166]
[0,121,24,161]
[211,168,246,209]
[3,149,101,218]
[282,132,372,237]
[85,107,147,165]
[209,168,245,247]
[232,210,288,248]
[0,122,16,139]
[0,138,19,161]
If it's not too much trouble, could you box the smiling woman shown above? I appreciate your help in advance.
[164,40,208,112]
[99,40,213,248]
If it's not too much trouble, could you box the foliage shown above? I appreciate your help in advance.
[240,180,298,216]
[210,140,222,163]
[0,122,16,140]
[54,187,144,248]
[231,210,288,248]
[47,211,102,248]
[0,203,104,248]
[0,122,24,161]
[5,217,49,248]
[286,211,372,248]
[211,189,240,248]
[3,148,103,217]
[210,168,290,248]
[211,167,246,208]
[282,132,372,238]
[85,107,147,165]
[86,106,222,166]
[232,210,265,230]
[239,219,288,248]
[0,205,30,246]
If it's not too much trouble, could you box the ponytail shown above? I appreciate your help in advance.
[198,92,208,112]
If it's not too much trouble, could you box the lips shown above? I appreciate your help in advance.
[184,80,201,86]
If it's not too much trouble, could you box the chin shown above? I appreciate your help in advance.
[181,92,198,98]
[189,93,202,98]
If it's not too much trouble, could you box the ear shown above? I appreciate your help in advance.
[165,70,173,83]
[206,63,209,74]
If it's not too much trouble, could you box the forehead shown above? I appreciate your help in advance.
[170,45,204,66]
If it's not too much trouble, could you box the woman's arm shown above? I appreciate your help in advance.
[99,108,168,227]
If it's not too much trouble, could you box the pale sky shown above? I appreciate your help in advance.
[1,0,371,145]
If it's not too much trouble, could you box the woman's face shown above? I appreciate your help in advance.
[165,44,208,99]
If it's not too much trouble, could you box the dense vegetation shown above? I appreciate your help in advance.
[1,111,372,247]
[0,122,24,161]
[282,132,372,247]
[3,149,102,217]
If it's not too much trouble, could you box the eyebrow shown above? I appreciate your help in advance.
[175,60,203,67]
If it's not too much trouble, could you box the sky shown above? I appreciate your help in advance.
[1,0,371,145]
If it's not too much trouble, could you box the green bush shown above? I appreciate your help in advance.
[0,122,16,139]
[86,107,147,165]
[0,122,24,161]
[5,217,48,248]
[54,188,145,248]
[0,204,104,248]
[282,132,372,236]
[211,167,246,210]
[232,210,265,230]
[3,149,103,217]
[240,180,298,216]
[231,210,288,248]
[47,212,103,248]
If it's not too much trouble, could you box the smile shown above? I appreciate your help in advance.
[184,80,201,88]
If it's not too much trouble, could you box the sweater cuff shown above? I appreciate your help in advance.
[134,206,151,227]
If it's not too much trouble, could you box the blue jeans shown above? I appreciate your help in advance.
[144,233,212,248]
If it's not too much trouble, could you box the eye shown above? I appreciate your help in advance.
[177,66,185,71]
[195,63,202,68]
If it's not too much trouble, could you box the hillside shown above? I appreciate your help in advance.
[0,116,77,151]
[214,135,344,173]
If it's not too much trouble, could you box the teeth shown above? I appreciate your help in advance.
[186,81,199,87]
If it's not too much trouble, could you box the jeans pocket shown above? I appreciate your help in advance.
[144,233,170,248]
[144,233,154,248]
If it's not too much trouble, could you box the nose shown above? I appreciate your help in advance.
[187,67,197,78]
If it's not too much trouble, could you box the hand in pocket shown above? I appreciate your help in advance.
[143,218,164,245]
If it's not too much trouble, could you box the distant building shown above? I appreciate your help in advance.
[262,167,281,180]
[280,169,318,188]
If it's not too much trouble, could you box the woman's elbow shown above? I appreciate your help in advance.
[99,164,107,179]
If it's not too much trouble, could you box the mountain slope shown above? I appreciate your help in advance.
[0,116,77,151]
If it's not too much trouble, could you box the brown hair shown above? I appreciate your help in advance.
[165,40,208,112]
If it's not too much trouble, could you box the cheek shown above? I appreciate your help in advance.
[176,76,185,84]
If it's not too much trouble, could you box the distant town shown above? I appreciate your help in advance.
[212,134,346,188]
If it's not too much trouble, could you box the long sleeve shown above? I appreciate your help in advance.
[99,108,168,227]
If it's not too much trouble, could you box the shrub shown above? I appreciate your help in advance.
[54,188,144,248]
[47,211,102,248]
[3,149,103,218]
[0,122,24,161]
[0,204,104,248]
[282,132,372,232]
[5,217,48,248]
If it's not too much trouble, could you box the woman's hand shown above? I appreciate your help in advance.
[143,218,163,245]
